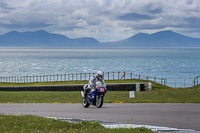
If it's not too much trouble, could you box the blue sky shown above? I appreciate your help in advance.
[0,0,200,42]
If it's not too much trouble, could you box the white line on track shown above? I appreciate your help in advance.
[46,117,199,133]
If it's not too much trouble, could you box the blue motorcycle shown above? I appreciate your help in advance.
[81,81,107,108]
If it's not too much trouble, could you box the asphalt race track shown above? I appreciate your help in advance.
[0,103,200,131]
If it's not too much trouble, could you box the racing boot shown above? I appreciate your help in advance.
[84,88,90,98]
[84,91,87,98]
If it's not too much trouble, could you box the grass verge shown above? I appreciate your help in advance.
[0,114,153,133]
[0,79,200,103]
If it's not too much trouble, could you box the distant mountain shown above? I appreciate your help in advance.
[0,30,101,47]
[103,30,200,47]
[1,30,200,47]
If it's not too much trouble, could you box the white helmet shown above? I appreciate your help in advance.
[97,71,103,79]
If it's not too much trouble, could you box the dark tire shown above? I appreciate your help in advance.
[82,98,90,108]
[96,94,103,108]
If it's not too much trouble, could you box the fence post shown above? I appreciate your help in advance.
[42,75,44,82]
[118,72,119,80]
[184,79,185,88]
[164,79,166,86]
[175,79,176,88]
[64,74,66,81]
[131,73,132,79]
[124,72,125,80]
[67,74,68,81]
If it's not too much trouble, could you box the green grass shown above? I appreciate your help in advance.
[0,114,153,133]
[0,79,200,103]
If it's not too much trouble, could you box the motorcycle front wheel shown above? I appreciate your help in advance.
[96,94,103,108]
[82,98,90,108]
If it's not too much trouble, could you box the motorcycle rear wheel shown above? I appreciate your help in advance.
[82,98,90,108]
[96,94,103,108]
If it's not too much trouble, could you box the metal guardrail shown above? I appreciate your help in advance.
[165,78,194,88]
[0,72,199,88]
[194,75,200,86]
[0,72,165,84]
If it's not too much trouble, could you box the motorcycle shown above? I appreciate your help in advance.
[81,81,107,108]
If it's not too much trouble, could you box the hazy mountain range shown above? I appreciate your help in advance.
[0,30,100,47]
[0,30,200,47]
[103,30,200,47]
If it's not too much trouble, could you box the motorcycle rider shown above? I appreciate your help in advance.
[84,71,106,98]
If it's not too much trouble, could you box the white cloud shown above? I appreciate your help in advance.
[0,0,200,42]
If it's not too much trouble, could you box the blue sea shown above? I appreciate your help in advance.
[0,48,200,87]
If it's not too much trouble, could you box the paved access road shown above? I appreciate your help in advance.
[0,103,200,130]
